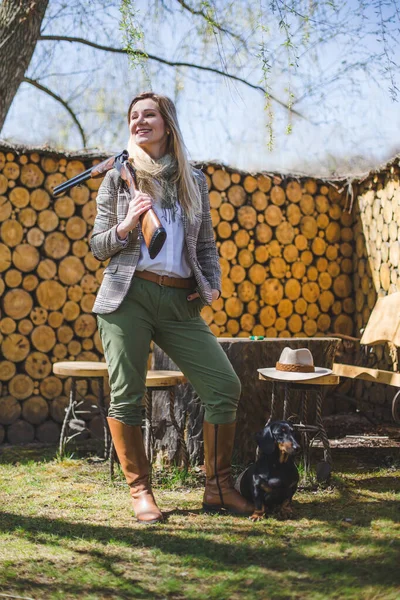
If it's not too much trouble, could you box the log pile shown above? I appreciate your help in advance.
[348,161,400,420]
[203,166,354,340]
[354,171,400,333]
[0,148,108,444]
[1,143,399,444]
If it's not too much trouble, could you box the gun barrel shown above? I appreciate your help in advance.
[53,167,93,196]
[53,151,128,197]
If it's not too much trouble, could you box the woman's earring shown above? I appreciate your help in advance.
[167,130,170,135]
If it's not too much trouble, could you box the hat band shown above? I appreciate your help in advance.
[276,362,315,373]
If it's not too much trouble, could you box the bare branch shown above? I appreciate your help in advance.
[293,69,356,107]
[38,35,305,119]
[23,77,87,147]
[377,0,399,101]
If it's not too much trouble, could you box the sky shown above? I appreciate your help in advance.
[2,0,400,176]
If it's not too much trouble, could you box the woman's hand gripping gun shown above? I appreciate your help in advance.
[53,150,166,259]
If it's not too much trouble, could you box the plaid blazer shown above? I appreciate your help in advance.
[90,168,221,314]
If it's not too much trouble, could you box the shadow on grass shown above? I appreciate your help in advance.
[310,446,400,474]
[1,445,400,598]
[0,441,105,466]
[0,484,399,600]
[297,475,400,528]
[0,576,151,600]
[0,444,57,465]
[350,475,400,492]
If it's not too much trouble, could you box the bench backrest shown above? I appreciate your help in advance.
[360,292,400,346]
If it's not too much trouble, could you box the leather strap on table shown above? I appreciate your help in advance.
[135,269,196,289]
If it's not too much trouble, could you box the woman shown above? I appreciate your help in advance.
[90,91,253,523]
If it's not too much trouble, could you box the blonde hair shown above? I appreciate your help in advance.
[127,92,201,220]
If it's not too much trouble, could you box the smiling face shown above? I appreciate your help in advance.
[129,98,169,159]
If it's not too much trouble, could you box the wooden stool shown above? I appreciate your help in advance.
[258,371,340,481]
[109,370,188,481]
[53,361,110,459]
[53,362,188,475]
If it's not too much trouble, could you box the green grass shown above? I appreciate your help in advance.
[0,444,399,600]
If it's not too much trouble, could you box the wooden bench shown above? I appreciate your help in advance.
[332,363,400,387]
[52,362,188,468]
[331,292,400,422]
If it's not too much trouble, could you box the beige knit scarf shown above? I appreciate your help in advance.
[129,146,179,221]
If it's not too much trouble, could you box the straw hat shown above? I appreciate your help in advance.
[258,347,332,381]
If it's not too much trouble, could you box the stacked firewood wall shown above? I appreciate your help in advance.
[0,145,355,445]
[202,166,354,339]
[0,148,108,445]
[349,161,400,419]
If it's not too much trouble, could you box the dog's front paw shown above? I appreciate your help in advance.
[249,510,265,522]
[278,500,295,520]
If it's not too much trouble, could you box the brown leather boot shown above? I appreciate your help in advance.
[202,421,254,515]
[107,417,163,524]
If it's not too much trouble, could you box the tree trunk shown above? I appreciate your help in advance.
[0,0,49,131]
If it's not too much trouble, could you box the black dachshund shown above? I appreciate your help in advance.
[236,421,300,521]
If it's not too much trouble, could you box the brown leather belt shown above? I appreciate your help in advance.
[135,269,196,289]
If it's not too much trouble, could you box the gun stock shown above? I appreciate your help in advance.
[118,161,166,260]
[53,150,166,259]
[91,155,120,178]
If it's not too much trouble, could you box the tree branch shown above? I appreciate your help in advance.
[38,35,305,119]
[175,0,248,48]
[292,57,373,106]
[23,77,87,147]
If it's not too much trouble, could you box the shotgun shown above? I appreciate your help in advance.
[53,150,167,259]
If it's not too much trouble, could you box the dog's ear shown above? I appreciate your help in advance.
[256,425,276,454]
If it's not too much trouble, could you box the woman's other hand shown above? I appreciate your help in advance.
[117,191,153,240]
[187,289,220,302]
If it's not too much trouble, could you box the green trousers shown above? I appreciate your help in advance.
[97,277,241,426]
